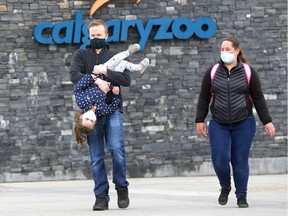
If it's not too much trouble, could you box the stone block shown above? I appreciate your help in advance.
[0,5,7,12]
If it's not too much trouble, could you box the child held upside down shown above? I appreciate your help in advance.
[73,43,149,145]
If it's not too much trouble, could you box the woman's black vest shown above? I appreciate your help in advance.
[210,63,252,124]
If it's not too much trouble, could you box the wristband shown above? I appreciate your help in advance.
[91,74,98,82]
[109,83,114,90]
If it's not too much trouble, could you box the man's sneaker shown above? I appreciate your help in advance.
[139,58,150,74]
[237,196,249,208]
[128,43,140,55]
[117,187,130,209]
[218,188,231,205]
[93,196,108,211]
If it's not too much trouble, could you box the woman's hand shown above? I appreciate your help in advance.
[264,122,275,138]
[196,122,208,137]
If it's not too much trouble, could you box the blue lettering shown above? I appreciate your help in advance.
[33,11,217,49]
[73,11,83,43]
[153,18,173,40]
[120,20,138,41]
[194,17,217,39]
[172,18,194,39]
[136,19,154,50]
[106,20,121,42]
[80,22,89,49]
[33,22,53,44]
[52,21,73,44]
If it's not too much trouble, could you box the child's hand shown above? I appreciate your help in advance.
[93,64,107,75]
[95,78,110,94]
[91,105,97,112]
[112,86,120,95]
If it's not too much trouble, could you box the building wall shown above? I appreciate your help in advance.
[0,0,287,182]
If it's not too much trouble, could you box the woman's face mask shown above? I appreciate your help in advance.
[220,51,235,64]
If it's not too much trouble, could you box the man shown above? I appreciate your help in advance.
[69,19,130,211]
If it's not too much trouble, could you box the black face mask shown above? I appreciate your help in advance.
[90,38,106,49]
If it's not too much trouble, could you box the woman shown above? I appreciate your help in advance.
[195,37,275,208]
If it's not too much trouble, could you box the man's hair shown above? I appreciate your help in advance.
[73,113,94,146]
[88,19,108,34]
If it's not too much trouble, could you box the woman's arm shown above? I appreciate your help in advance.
[249,66,273,125]
[195,68,213,123]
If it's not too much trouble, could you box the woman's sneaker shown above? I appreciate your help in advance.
[237,196,249,208]
[218,188,231,205]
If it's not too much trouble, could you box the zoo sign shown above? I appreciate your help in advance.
[33,12,217,50]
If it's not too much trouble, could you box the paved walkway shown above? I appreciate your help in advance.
[0,174,287,216]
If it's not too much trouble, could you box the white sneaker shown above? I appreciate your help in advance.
[139,58,149,74]
[128,44,140,55]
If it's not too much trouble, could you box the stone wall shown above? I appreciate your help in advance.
[0,0,287,182]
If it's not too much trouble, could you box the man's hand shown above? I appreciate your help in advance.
[93,64,107,75]
[95,78,110,94]
[112,86,120,95]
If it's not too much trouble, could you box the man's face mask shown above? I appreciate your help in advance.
[90,37,106,49]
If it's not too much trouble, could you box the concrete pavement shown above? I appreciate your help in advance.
[0,174,287,216]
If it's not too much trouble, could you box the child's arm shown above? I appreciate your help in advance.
[74,88,93,113]
[74,74,97,113]
[74,74,96,92]
[95,87,121,117]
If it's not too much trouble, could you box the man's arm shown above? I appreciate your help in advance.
[69,50,86,84]
[106,68,131,86]
[93,64,131,87]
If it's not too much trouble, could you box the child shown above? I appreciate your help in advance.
[73,77,121,145]
[73,44,149,145]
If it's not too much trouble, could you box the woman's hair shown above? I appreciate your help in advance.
[88,19,108,34]
[73,113,94,146]
[222,37,248,63]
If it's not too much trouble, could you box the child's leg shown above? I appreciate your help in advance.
[103,50,130,71]
[138,58,150,74]
[114,58,150,74]
[113,60,142,72]
[103,44,140,71]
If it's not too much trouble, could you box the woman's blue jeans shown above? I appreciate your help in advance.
[208,115,256,198]
[87,110,129,201]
